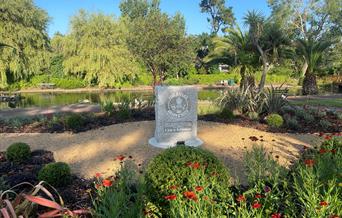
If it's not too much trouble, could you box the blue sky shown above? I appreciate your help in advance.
[35,0,270,37]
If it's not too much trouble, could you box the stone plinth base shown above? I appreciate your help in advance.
[148,137,203,149]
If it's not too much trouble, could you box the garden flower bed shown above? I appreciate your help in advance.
[1,136,340,217]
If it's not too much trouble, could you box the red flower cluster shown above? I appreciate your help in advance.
[184,191,198,201]
[236,195,246,202]
[252,201,262,209]
[164,194,177,201]
[271,213,281,218]
[186,162,200,169]
[255,194,263,199]
[195,186,204,192]
[115,155,125,161]
[304,159,315,167]
[320,201,328,206]
[102,179,113,187]
[95,173,101,178]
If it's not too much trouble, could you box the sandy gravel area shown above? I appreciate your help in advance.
[0,121,321,184]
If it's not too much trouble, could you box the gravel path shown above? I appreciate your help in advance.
[0,121,321,184]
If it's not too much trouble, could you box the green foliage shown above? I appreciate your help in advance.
[126,6,192,85]
[319,119,332,131]
[6,142,31,163]
[247,111,259,120]
[0,0,50,89]
[62,11,139,88]
[0,176,8,192]
[199,0,235,34]
[92,161,145,217]
[219,108,235,120]
[266,113,284,128]
[244,145,285,185]
[38,162,71,187]
[302,113,315,124]
[49,55,64,77]
[262,86,288,114]
[64,113,85,132]
[145,146,231,215]
[280,105,296,115]
[285,117,299,130]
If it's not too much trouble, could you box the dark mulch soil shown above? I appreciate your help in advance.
[0,150,94,214]
[0,107,341,134]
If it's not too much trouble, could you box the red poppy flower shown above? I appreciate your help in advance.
[319,148,327,154]
[192,162,200,169]
[236,195,246,202]
[169,185,178,190]
[184,191,198,201]
[255,194,263,199]
[115,155,125,161]
[271,213,281,218]
[195,186,204,192]
[324,135,332,140]
[320,201,328,206]
[319,132,324,137]
[329,215,340,218]
[304,159,315,167]
[164,194,177,200]
[252,202,262,209]
[102,179,113,187]
[95,173,101,178]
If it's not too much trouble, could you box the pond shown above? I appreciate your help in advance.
[0,89,223,109]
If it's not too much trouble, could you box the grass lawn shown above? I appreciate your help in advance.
[289,98,342,108]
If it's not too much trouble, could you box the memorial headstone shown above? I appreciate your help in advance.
[149,86,203,148]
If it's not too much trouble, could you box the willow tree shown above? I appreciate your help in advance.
[0,0,50,88]
[61,11,139,87]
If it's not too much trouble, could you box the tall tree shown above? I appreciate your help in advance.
[0,0,50,88]
[268,0,342,95]
[62,10,139,87]
[124,5,192,86]
[200,0,235,35]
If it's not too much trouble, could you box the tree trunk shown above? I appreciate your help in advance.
[302,72,318,95]
[240,66,255,90]
[258,59,268,91]
[301,60,308,77]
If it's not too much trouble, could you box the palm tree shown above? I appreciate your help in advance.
[204,26,259,88]
[295,38,332,95]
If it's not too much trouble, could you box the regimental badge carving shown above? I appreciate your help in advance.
[167,92,190,118]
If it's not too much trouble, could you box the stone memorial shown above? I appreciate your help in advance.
[149,86,203,148]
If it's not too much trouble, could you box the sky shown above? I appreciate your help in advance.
[34,0,271,37]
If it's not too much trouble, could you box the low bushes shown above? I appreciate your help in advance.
[266,113,284,128]
[65,113,86,132]
[38,162,71,187]
[92,137,341,217]
[6,142,31,162]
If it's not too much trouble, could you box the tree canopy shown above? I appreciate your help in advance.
[61,11,139,87]
[0,0,50,88]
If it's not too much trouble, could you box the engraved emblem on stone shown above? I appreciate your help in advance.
[167,92,189,118]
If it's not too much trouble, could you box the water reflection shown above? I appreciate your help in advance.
[0,90,221,109]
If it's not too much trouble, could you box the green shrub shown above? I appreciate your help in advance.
[38,162,71,187]
[247,111,259,120]
[266,113,284,128]
[101,101,115,115]
[145,146,231,215]
[219,108,235,120]
[6,142,31,162]
[294,109,306,119]
[280,105,296,115]
[302,113,315,123]
[64,113,85,132]
[286,117,300,130]
[336,112,342,120]
[0,176,9,192]
[316,110,327,118]
[319,120,332,131]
